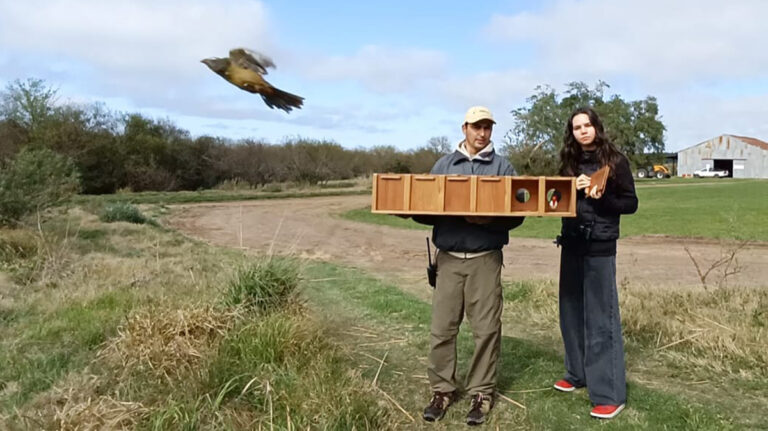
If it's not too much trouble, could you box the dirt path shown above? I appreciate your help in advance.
[167,194,768,298]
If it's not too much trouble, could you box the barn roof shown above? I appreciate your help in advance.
[678,134,768,153]
[732,135,768,151]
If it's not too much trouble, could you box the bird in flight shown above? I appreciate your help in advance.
[201,48,304,113]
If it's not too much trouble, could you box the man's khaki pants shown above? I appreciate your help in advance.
[427,250,503,396]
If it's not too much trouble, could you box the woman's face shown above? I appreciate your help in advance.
[571,113,596,149]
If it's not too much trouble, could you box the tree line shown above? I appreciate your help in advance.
[0,79,453,195]
[1,78,666,201]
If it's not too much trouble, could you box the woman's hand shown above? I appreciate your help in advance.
[576,174,603,199]
[586,185,603,199]
[576,174,591,190]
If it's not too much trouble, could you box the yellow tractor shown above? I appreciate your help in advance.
[636,165,671,179]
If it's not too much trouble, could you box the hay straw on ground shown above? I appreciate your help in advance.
[15,375,149,431]
[98,304,244,381]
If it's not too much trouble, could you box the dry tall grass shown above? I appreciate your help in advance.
[99,305,243,383]
[502,279,768,382]
[2,207,397,429]
[621,285,768,379]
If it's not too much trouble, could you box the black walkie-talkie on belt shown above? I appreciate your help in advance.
[426,237,437,288]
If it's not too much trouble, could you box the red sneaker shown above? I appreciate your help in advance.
[590,404,625,419]
[553,379,576,392]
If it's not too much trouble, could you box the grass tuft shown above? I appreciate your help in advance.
[225,257,301,312]
[100,202,149,224]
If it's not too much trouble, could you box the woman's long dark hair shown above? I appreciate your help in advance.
[559,107,621,176]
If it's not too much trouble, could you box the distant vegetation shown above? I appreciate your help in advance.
[0,78,451,198]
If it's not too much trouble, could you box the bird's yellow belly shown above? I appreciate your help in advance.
[226,66,264,90]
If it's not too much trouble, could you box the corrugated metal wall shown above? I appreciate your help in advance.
[677,135,768,178]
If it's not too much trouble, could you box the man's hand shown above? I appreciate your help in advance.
[465,216,492,224]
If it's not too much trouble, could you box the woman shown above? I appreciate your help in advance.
[553,107,638,419]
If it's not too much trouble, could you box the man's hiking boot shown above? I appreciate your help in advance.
[422,391,456,422]
[466,393,494,426]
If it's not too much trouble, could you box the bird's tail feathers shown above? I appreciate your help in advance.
[263,87,304,113]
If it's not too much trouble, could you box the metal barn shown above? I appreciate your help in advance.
[677,135,768,178]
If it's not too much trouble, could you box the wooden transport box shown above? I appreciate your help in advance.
[371,173,576,217]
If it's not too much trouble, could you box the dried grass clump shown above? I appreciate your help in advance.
[621,286,768,379]
[99,305,243,381]
[13,375,148,431]
[52,393,149,431]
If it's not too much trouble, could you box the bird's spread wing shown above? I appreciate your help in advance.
[229,48,275,75]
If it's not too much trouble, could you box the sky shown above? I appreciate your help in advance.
[1,0,767,152]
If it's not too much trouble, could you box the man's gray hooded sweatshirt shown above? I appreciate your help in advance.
[412,141,524,252]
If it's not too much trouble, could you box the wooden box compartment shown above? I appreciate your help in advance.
[476,176,507,214]
[374,174,406,211]
[444,176,472,213]
[543,177,576,216]
[510,177,541,214]
[409,175,443,212]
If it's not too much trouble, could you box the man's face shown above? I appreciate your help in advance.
[462,120,493,156]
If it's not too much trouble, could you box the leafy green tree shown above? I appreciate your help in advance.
[0,78,59,147]
[0,147,80,225]
[503,81,665,174]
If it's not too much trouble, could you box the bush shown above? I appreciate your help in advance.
[214,178,254,191]
[100,202,148,224]
[0,229,38,264]
[319,181,355,189]
[226,257,300,312]
[260,183,283,193]
[0,147,80,225]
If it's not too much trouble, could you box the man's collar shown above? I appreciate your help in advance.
[457,140,495,161]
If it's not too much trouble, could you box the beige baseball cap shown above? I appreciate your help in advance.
[464,106,495,124]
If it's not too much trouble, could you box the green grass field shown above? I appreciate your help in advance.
[342,178,768,241]
[1,187,766,428]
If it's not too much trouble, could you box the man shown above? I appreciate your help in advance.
[412,106,524,426]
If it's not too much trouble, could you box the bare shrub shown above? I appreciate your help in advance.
[683,240,749,290]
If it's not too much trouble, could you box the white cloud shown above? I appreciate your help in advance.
[486,0,768,84]
[0,0,271,74]
[432,69,542,111]
[299,45,448,93]
[0,0,273,105]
